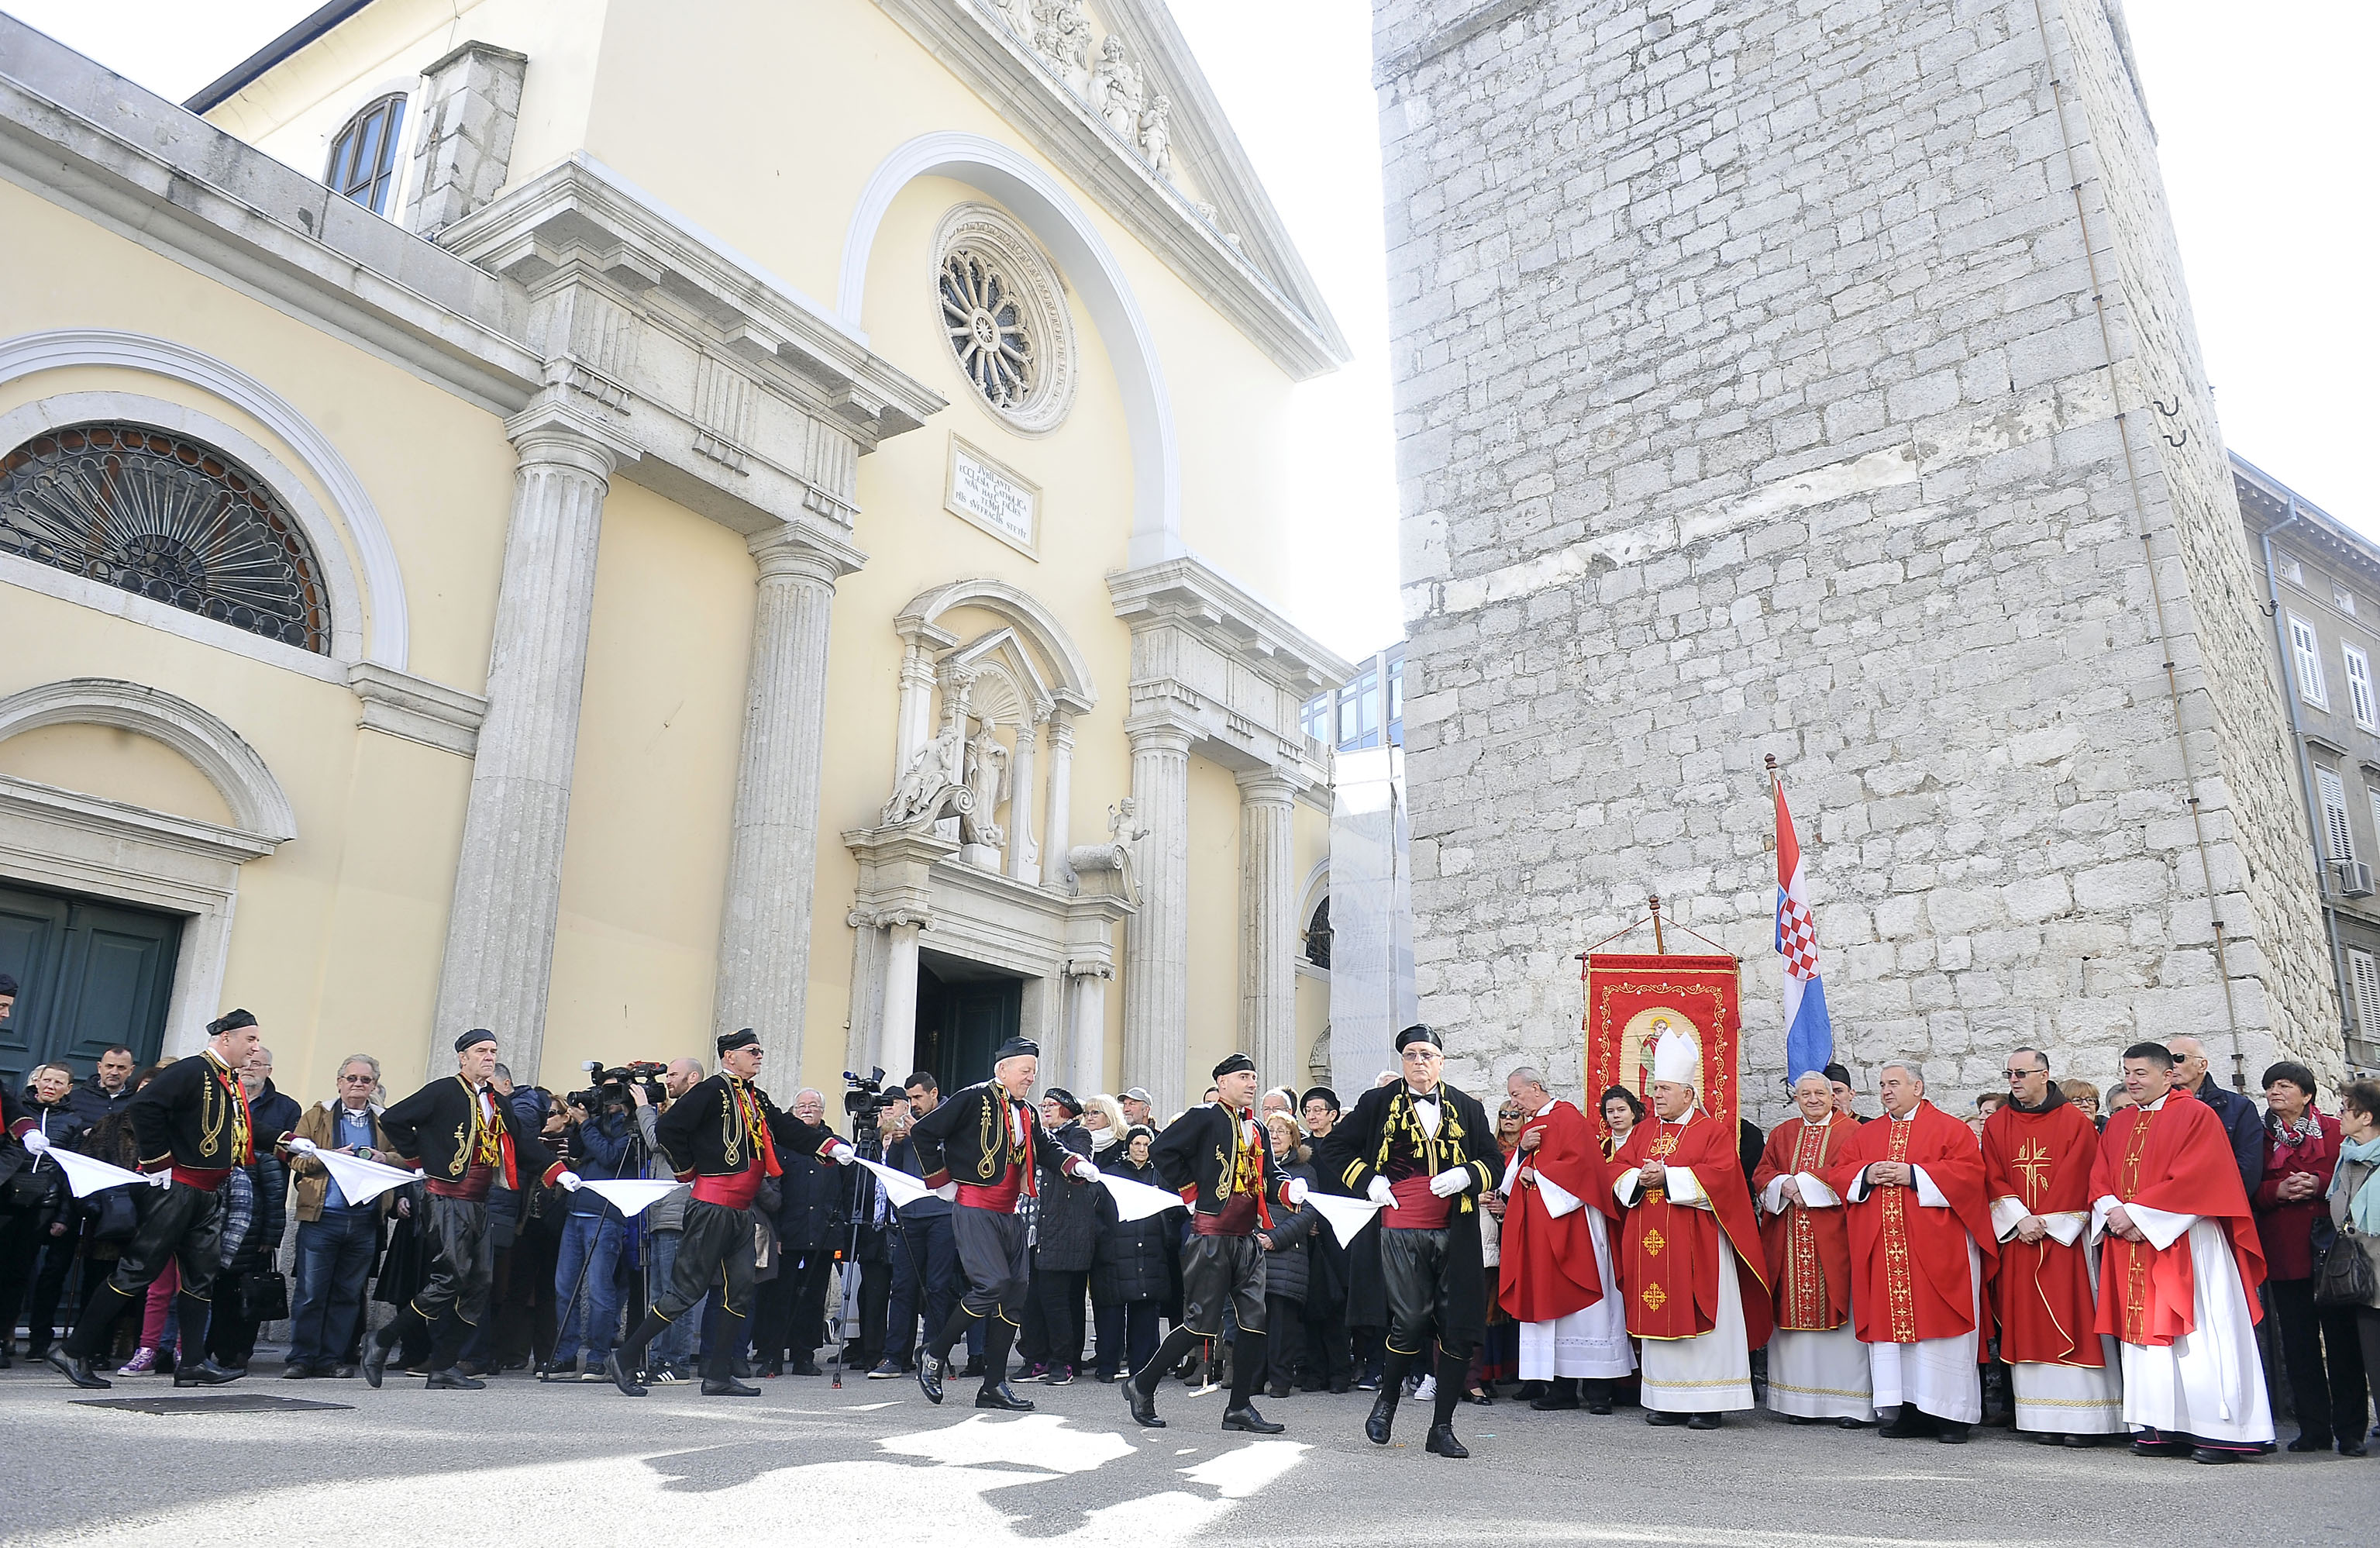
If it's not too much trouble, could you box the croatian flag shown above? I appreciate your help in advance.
[1773,774,1834,1081]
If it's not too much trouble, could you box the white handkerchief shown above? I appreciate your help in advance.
[856,1157,934,1210]
[1302,1190,1389,1247]
[311,1148,425,1208]
[1094,1168,1183,1222]
[43,1147,149,1198]
[573,1178,686,1219]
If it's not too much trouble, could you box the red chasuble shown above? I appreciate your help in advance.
[1752,1112,1860,1332]
[1499,1099,1617,1323]
[1824,1102,1997,1344]
[1981,1099,2103,1367]
[2089,1095,2267,1347]
[1611,1112,1772,1346]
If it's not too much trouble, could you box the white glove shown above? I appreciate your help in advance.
[1064,1155,1097,1182]
[558,1171,583,1191]
[933,1181,958,1202]
[1429,1165,1472,1198]
[1283,1177,1310,1207]
[827,1141,856,1166]
[1366,1175,1396,1208]
[147,1170,174,1189]
[20,1129,49,1156]
[283,1136,317,1155]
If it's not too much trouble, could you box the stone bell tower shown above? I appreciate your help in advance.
[1370,0,2340,1115]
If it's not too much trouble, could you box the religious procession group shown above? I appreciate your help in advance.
[12,1003,2380,1470]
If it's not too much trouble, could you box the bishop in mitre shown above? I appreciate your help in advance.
[1608,1024,1772,1428]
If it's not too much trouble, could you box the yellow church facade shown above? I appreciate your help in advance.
[0,0,1345,1113]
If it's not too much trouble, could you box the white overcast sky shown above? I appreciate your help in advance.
[5,1,2370,662]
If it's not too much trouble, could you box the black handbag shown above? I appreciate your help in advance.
[236,1268,291,1323]
[2312,1215,2377,1308]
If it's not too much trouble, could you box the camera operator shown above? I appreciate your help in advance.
[833,1076,902,1376]
[873,1073,962,1379]
[629,1059,701,1382]
[543,1067,653,1381]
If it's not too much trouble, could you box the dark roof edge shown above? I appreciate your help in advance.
[182,0,376,115]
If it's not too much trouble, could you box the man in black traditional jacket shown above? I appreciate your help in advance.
[609,1028,832,1397]
[46,1010,301,1389]
[1335,1024,1499,1458]
[905,1036,1097,1409]
[1123,1052,1307,1434]
[364,1029,571,1391]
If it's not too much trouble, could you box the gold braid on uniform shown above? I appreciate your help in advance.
[1364,1089,1476,1213]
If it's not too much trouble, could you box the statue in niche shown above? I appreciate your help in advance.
[1089,36,1143,139]
[1138,93,1173,180]
[1032,0,1093,88]
[881,713,969,829]
[959,726,1010,851]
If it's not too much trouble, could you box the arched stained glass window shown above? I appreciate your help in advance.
[327,94,406,215]
[0,423,330,653]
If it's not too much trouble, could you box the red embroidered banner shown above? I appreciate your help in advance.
[1582,952,1743,1143]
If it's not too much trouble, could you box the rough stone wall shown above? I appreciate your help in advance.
[1373,0,2342,1123]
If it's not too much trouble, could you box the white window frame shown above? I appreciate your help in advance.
[2337,586,2359,618]
[2317,767,2354,862]
[2290,614,2329,708]
[2351,948,2380,1036]
[2275,548,2305,585]
[2347,645,2379,730]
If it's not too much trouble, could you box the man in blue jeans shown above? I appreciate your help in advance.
[544,1088,639,1381]
[284,1055,391,1379]
[634,1059,706,1381]
[871,1072,964,1377]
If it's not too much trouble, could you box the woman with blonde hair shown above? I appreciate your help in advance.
[1082,1095,1127,1157]
[1257,1112,1321,1398]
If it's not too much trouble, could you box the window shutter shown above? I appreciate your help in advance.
[2291,615,2328,708]
[2317,767,2354,861]
[2351,950,2380,1035]
[2348,647,2377,729]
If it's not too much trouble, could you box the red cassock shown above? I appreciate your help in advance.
[2089,1097,2267,1346]
[1981,1099,2103,1367]
[1611,1112,1772,1346]
[1824,1102,1997,1343]
[1499,1099,1617,1322]
[1752,1112,1861,1331]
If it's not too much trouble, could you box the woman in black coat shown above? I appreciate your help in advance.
[1090,1126,1176,1381]
[1258,1115,1322,1399]
[1022,1107,1098,1381]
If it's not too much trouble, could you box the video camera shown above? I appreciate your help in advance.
[843,1067,904,1121]
[570,1059,669,1113]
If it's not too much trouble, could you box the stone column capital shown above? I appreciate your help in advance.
[1235,768,1304,805]
[749,519,866,584]
[1124,716,1195,757]
[501,395,635,477]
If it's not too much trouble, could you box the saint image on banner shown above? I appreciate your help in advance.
[1617,1009,1705,1102]
[1583,953,1742,1141]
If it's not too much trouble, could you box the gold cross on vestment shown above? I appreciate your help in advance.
[2013,1139,2054,1208]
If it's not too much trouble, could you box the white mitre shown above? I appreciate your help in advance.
[1651,1025,1700,1087]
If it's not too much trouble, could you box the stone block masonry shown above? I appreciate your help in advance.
[1373,0,2341,1123]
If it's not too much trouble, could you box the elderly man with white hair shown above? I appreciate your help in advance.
[1499,1065,1633,1412]
[1751,1070,1870,1426]
[1824,1059,1996,1443]
[283,1054,393,1379]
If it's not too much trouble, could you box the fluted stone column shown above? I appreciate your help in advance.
[1237,771,1299,1084]
[1005,708,1041,881]
[432,411,620,1081]
[1038,707,1076,889]
[1122,721,1192,1113]
[713,522,862,1097]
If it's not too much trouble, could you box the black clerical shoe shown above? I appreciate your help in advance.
[2189,1446,2247,1465]
[1364,1388,1399,1445]
[1222,1404,1285,1434]
[2340,1439,2368,1458]
[604,1352,647,1398]
[174,1360,245,1388]
[917,1351,945,1405]
[362,1339,391,1390]
[1424,1422,1469,1458]
[1531,1383,1580,1412]
[1644,1410,1687,1427]
[2285,1435,2327,1453]
[1934,1422,1969,1444]
[2130,1438,2192,1458]
[1878,1408,1935,1439]
[47,1349,110,1390]
[424,1367,486,1391]
[976,1382,1036,1412]
[702,1375,761,1397]
[2059,1433,2097,1448]
[1124,1376,1165,1429]
[1686,1413,1723,1431]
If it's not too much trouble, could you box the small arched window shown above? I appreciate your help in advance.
[0,423,330,653]
[1303,897,1332,971]
[326,95,406,215]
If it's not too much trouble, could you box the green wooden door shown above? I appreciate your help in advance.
[0,881,180,1093]
[913,965,1022,1095]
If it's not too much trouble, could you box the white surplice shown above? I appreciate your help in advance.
[1989,1195,2124,1435]
[2091,1158,2275,1446]
[1847,1143,1982,1424]
[1505,1127,1633,1381]
[1615,1160,1751,1412]
[1759,1166,1872,1422]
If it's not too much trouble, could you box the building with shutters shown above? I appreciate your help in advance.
[2236,455,2380,1074]
[0,0,1350,1112]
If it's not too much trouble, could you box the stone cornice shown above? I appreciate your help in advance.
[346,664,487,757]
[0,774,282,864]
[1108,555,1354,698]
[874,0,1345,381]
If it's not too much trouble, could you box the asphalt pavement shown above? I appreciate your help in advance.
[0,1357,2371,1546]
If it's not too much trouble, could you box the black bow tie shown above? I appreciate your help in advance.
[1407,1089,1439,1105]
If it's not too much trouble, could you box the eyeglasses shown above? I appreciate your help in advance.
[338,1074,376,1084]
[2003,1068,2048,1080]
